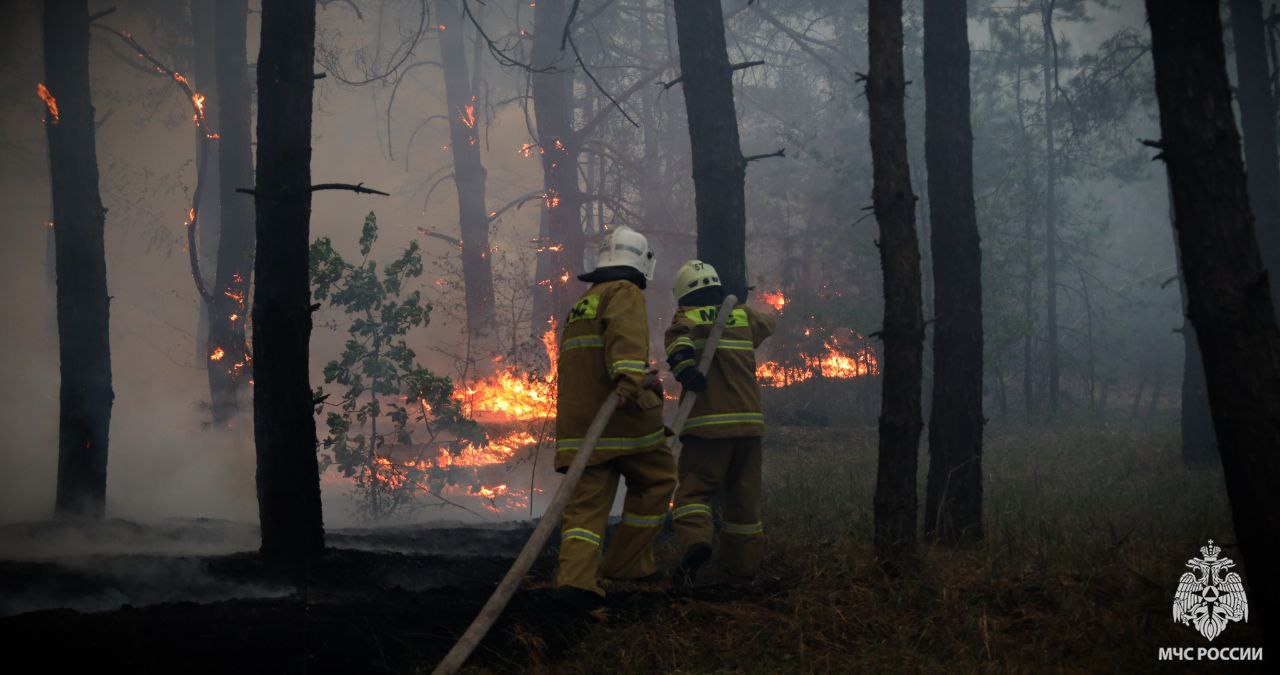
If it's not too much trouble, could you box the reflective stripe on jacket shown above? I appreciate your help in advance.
[665,303,775,439]
[555,279,666,470]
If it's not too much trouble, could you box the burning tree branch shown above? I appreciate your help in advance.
[89,20,220,303]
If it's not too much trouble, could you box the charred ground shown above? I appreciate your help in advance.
[0,422,1257,673]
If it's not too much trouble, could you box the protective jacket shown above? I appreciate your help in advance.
[554,279,665,471]
[665,303,775,438]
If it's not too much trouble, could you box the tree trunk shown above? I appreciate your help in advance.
[923,0,984,546]
[1012,6,1035,424]
[1231,0,1280,310]
[207,0,254,427]
[1169,177,1218,467]
[868,0,924,566]
[252,0,324,560]
[1041,0,1060,417]
[1147,0,1280,649]
[439,0,495,343]
[44,0,113,519]
[530,0,583,327]
[673,0,749,300]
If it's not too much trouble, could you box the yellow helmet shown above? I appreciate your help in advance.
[672,259,721,302]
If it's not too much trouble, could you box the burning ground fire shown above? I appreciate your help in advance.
[335,322,561,516]
[755,330,880,387]
[338,298,876,517]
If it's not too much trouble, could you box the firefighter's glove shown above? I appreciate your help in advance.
[615,376,641,409]
[616,375,663,411]
[675,367,707,393]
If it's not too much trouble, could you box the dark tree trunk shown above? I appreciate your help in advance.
[252,0,324,560]
[438,0,495,343]
[1180,315,1217,466]
[1230,0,1280,309]
[207,0,254,427]
[44,0,113,519]
[1169,179,1218,467]
[530,0,583,327]
[673,0,748,300]
[192,0,220,368]
[867,0,924,566]
[1041,0,1060,417]
[1147,0,1280,649]
[923,0,984,546]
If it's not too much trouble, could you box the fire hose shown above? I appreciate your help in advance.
[431,294,739,675]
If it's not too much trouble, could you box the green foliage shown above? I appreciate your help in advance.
[311,212,483,520]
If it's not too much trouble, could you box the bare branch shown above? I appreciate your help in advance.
[567,31,638,128]
[310,183,391,195]
[417,228,463,248]
[744,148,786,163]
[236,183,391,197]
[87,6,117,22]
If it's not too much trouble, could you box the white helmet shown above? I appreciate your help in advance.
[594,225,656,279]
[673,259,721,302]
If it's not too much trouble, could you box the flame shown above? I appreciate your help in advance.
[452,320,558,421]
[209,347,226,361]
[192,92,206,124]
[37,83,59,124]
[459,104,477,129]
[759,290,787,312]
[756,333,879,387]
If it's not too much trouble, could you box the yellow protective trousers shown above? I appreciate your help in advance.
[671,436,764,578]
[556,443,677,596]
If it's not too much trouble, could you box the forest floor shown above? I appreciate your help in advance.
[0,423,1265,673]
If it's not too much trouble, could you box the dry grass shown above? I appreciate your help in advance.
[473,423,1264,673]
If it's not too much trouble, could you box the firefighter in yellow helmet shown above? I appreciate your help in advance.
[553,225,675,608]
[665,260,775,585]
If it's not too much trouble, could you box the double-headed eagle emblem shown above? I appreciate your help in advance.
[1172,540,1248,641]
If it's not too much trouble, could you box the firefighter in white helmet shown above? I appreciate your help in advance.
[553,225,674,608]
[665,260,775,585]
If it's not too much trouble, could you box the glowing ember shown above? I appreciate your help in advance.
[544,190,561,209]
[209,347,226,361]
[37,83,59,124]
[759,290,788,312]
[459,104,477,129]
